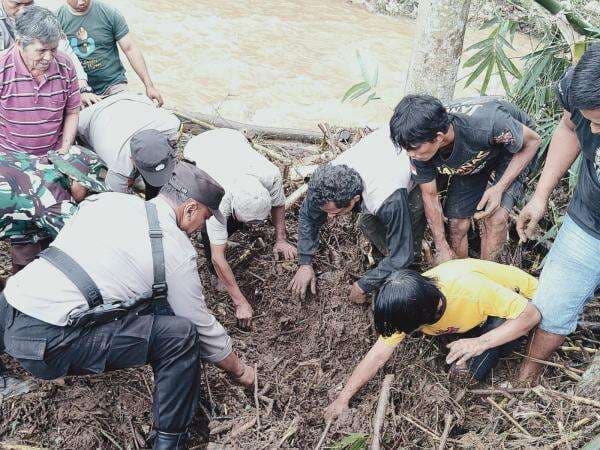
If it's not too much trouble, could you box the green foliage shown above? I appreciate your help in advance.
[463,17,521,94]
[462,1,596,245]
[331,433,368,450]
[341,51,381,105]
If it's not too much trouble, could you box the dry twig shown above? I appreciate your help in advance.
[486,397,531,436]
[314,420,332,450]
[371,374,394,450]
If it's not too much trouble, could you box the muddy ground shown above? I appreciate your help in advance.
[0,125,599,449]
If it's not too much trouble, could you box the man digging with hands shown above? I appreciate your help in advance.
[289,128,423,303]
[390,95,540,263]
[323,259,541,422]
[516,44,600,385]
[0,161,254,449]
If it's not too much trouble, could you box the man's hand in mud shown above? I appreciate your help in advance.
[231,363,255,387]
[349,282,367,304]
[235,300,253,330]
[273,240,297,260]
[323,398,350,423]
[81,92,102,108]
[446,337,489,367]
[517,196,547,242]
[288,265,316,300]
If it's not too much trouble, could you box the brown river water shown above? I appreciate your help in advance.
[41,0,534,129]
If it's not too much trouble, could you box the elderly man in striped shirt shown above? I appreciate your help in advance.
[0,6,80,157]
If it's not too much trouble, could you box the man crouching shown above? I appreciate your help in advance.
[324,259,541,422]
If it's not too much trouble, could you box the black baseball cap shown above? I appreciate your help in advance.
[131,129,177,188]
[167,161,226,224]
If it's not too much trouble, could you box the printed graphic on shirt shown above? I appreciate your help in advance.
[433,327,460,335]
[70,27,96,58]
[437,150,491,176]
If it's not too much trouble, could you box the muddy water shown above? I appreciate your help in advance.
[41,0,534,129]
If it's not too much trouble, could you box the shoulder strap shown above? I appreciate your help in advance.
[145,202,168,300]
[39,246,103,308]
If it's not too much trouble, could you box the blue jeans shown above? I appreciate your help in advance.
[533,215,600,335]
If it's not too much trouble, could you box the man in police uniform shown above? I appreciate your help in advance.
[0,161,254,449]
[0,147,108,273]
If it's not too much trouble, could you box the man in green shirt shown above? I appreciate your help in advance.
[56,0,163,106]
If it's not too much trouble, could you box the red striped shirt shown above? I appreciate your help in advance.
[0,45,80,157]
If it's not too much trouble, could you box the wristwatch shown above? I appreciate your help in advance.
[80,86,93,94]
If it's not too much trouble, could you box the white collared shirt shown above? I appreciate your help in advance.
[333,127,412,214]
[4,192,231,363]
[183,128,286,245]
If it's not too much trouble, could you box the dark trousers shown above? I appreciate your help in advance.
[200,217,245,274]
[0,294,202,433]
[466,316,517,381]
[356,187,426,263]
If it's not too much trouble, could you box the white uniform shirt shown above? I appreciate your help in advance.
[183,128,286,245]
[78,92,181,178]
[4,193,231,364]
[332,127,412,214]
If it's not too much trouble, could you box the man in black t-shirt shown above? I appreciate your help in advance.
[390,95,541,263]
[517,44,600,384]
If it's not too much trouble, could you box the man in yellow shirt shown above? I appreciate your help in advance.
[323,259,541,422]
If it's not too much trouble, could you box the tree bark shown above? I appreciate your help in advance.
[405,0,471,103]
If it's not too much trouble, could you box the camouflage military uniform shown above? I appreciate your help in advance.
[0,151,77,272]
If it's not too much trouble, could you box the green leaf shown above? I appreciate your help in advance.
[496,48,521,78]
[371,64,379,88]
[463,47,491,68]
[342,81,370,103]
[464,54,493,88]
[480,58,495,95]
[362,92,380,106]
[497,63,511,95]
[480,17,500,30]
[348,84,372,102]
[356,50,370,84]
[331,433,368,450]
[465,37,494,52]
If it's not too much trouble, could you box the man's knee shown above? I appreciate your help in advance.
[448,218,470,239]
[151,316,199,354]
[483,209,509,233]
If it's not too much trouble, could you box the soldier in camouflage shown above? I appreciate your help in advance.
[0,146,108,273]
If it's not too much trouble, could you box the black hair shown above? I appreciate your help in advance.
[570,43,600,111]
[308,163,363,208]
[389,94,450,150]
[374,269,444,336]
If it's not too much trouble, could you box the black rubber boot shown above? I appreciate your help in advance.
[152,431,188,450]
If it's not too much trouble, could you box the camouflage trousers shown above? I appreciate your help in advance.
[356,187,425,264]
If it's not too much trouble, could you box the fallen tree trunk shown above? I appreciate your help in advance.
[175,111,324,144]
